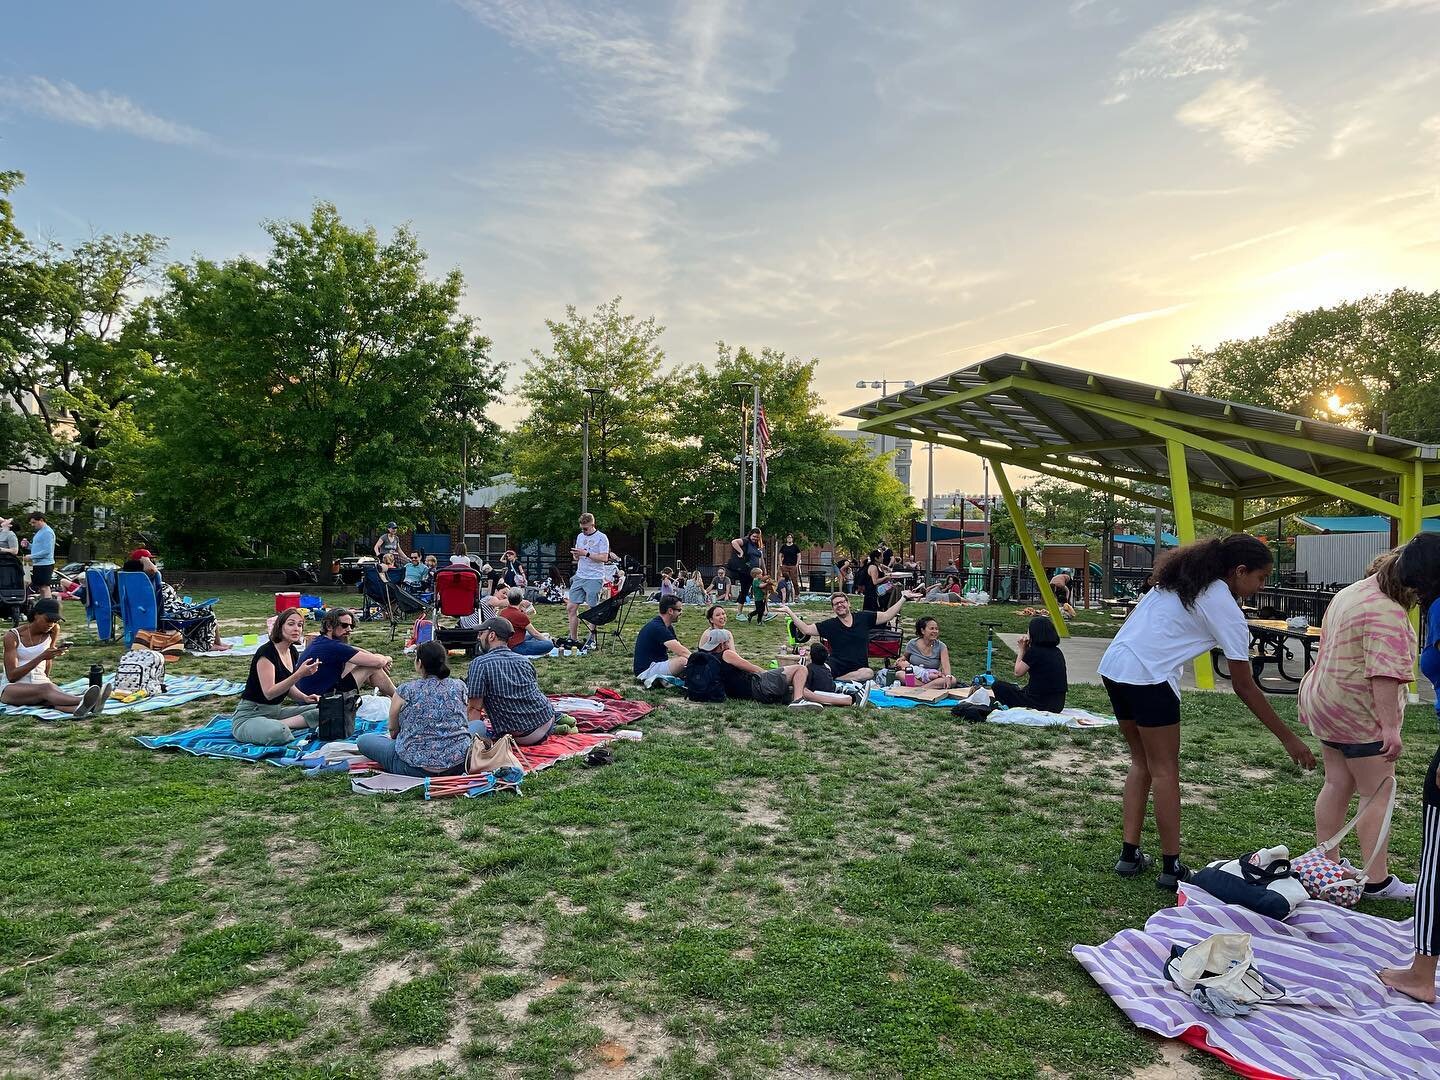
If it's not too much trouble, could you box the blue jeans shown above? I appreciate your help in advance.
[512,637,554,657]
[355,732,469,778]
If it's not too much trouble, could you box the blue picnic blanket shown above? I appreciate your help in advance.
[135,715,388,766]
[864,688,1116,728]
[1,675,244,721]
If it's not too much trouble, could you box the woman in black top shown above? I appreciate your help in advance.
[991,616,1067,713]
[729,528,764,613]
[860,550,888,612]
[231,608,322,745]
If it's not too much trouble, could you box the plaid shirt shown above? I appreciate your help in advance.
[464,645,556,735]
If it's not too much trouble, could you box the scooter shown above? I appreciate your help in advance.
[972,622,1002,687]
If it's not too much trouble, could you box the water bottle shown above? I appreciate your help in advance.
[88,663,103,688]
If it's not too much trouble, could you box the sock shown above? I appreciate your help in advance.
[1121,842,1141,863]
[1162,854,1183,875]
[1363,875,1394,893]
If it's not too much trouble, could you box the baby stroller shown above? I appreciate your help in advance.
[0,553,25,625]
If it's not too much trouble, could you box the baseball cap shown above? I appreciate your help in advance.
[31,597,64,622]
[129,548,154,561]
[387,521,398,529]
[479,616,514,639]
[699,628,733,652]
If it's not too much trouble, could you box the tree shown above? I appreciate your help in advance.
[672,343,914,552]
[1189,288,1440,441]
[147,203,502,567]
[0,171,162,548]
[499,298,683,544]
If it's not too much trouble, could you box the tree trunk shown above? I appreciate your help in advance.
[320,512,335,584]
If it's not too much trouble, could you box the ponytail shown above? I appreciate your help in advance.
[1153,534,1271,610]
[415,640,450,679]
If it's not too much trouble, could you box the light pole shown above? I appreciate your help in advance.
[855,378,916,460]
[733,381,753,537]
[926,439,935,582]
[580,386,602,517]
[1171,357,1198,392]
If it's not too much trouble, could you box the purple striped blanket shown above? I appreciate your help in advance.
[1073,884,1440,1080]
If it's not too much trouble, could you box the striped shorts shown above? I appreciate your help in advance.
[1418,745,1440,957]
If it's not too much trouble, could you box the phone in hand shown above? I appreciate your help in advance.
[55,641,73,652]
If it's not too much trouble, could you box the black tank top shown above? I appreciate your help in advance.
[861,563,881,611]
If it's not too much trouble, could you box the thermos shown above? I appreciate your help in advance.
[88,663,103,688]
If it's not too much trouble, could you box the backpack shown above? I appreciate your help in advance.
[114,648,166,696]
[684,651,727,703]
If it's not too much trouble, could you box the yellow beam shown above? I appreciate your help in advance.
[1168,439,1214,689]
[1241,494,1334,531]
[1010,376,1411,476]
[857,378,1015,432]
[1401,463,1423,678]
[1077,401,1402,517]
[1231,497,1245,533]
[1021,460,1234,528]
[1423,503,1440,518]
[991,459,1069,639]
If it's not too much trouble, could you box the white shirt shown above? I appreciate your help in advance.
[1097,580,1251,698]
[573,529,610,580]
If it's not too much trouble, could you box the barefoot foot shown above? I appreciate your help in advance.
[1379,967,1437,1003]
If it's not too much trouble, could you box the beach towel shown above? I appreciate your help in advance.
[558,695,652,733]
[515,731,617,772]
[136,715,387,765]
[863,689,1116,728]
[186,635,262,658]
[1073,883,1440,1080]
[4,675,244,721]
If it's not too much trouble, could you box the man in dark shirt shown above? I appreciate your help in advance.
[296,608,397,697]
[777,590,906,683]
[465,617,558,744]
[633,595,689,684]
[779,534,802,597]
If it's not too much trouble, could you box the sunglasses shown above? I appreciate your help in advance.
[337,620,354,629]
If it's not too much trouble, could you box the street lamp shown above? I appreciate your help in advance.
[733,381,754,536]
[857,377,919,570]
[1171,357,1198,392]
[580,387,603,516]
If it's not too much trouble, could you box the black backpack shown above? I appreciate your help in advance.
[684,651,727,703]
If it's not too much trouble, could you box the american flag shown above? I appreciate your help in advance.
[756,403,772,491]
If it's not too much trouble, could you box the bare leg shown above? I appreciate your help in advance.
[1380,955,1438,1003]
[1118,718,1150,847]
[720,648,764,675]
[1138,723,1183,856]
[788,665,851,707]
[1345,755,1398,880]
[666,655,687,675]
[1,682,89,714]
[833,667,875,682]
[566,600,580,641]
[346,662,397,697]
[1314,743,1357,862]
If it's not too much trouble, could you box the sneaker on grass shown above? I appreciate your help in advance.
[788,698,822,709]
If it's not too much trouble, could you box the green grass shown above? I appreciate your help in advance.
[0,587,1428,1077]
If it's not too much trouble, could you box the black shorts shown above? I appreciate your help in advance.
[751,668,793,705]
[1102,677,1181,728]
[1320,738,1386,759]
[30,564,53,589]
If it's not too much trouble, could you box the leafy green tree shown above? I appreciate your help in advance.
[499,298,682,543]
[0,172,162,549]
[147,203,501,567]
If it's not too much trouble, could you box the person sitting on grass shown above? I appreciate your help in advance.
[295,608,397,699]
[990,616,1067,712]
[500,588,553,657]
[681,570,708,607]
[896,615,957,688]
[231,607,322,745]
[710,566,731,603]
[776,591,906,684]
[634,595,689,685]
[695,623,857,708]
[1,598,109,717]
[466,617,558,746]
[356,640,473,775]
[698,606,768,677]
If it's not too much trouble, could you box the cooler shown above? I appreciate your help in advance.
[274,592,301,613]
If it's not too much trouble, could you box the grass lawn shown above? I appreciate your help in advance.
[0,589,1430,1079]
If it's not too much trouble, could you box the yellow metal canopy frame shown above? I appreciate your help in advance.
[843,354,1440,688]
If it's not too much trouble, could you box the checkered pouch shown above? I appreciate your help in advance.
[1291,775,1396,908]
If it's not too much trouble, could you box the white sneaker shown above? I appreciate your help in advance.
[788,698,822,709]
[1364,875,1416,901]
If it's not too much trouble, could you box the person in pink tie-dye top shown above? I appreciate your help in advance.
[1299,552,1417,902]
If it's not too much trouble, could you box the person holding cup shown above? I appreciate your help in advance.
[230,607,323,745]
[896,615,957,689]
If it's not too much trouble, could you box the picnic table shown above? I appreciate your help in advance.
[1212,618,1322,695]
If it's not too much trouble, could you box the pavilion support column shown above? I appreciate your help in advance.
[1167,439,1214,690]
[1231,497,1245,534]
[990,459,1068,639]
[1401,464,1424,670]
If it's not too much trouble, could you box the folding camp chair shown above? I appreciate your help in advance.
[361,564,428,641]
[84,567,117,641]
[578,571,648,652]
[434,565,481,656]
[0,553,25,626]
[117,570,158,646]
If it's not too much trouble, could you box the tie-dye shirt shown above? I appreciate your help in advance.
[1299,576,1414,744]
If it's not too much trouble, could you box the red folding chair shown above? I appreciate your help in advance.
[434,565,481,656]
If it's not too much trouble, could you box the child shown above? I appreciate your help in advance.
[746,573,775,623]
[659,568,676,598]
[991,616,1067,712]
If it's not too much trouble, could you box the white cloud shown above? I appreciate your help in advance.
[0,76,208,146]
[1362,0,1440,11]
[1035,304,1189,351]
[1176,77,1305,162]
[1326,62,1440,159]
[1189,225,1297,261]
[877,299,1036,351]
[1111,7,1253,97]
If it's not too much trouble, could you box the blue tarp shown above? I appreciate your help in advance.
[1113,532,1179,548]
[913,522,988,542]
[1296,515,1440,534]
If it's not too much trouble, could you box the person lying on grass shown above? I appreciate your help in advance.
[989,615,1066,713]
[296,607,397,699]
[895,615,958,689]
[693,626,858,708]
[1,598,110,717]
[776,590,906,684]
[634,595,690,685]
[230,607,322,745]
[465,617,558,746]
[357,640,474,776]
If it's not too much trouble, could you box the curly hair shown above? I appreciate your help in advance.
[1152,534,1272,610]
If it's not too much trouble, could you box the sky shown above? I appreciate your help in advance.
[4,0,1439,497]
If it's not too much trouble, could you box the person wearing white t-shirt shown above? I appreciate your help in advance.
[1098,534,1316,892]
[566,513,611,641]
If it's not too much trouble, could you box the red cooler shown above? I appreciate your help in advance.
[274,592,301,613]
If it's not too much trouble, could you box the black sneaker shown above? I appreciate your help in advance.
[1156,862,1192,892]
[1114,851,1154,877]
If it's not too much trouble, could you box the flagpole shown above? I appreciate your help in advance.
[750,386,760,531]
